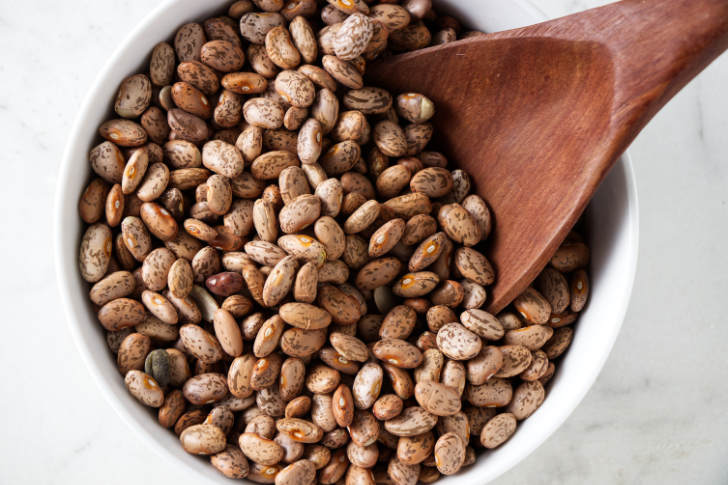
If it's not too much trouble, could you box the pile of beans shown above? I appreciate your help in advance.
[76,0,591,483]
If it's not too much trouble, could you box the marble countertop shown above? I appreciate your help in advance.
[1,0,727,483]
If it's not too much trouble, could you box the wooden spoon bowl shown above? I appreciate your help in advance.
[367,0,728,312]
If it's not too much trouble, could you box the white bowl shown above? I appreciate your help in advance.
[54,1,639,483]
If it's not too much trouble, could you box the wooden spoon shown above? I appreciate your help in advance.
[366,0,728,314]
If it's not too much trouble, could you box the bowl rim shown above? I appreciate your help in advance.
[54,0,640,483]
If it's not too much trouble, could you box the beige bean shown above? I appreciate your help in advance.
[158,390,186,429]
[98,297,146,331]
[311,88,338,132]
[314,216,346,261]
[253,315,286,358]
[322,55,363,89]
[551,241,590,272]
[252,150,299,180]
[333,13,373,61]
[494,345,533,378]
[480,413,517,449]
[240,432,286,465]
[347,410,379,447]
[382,193,431,222]
[99,119,147,147]
[436,412,470,445]
[373,339,423,369]
[370,395,402,422]
[277,418,324,443]
[513,287,552,324]
[139,202,178,241]
[240,11,286,43]
[503,325,554,351]
[440,360,466,397]
[279,166,310,204]
[141,290,178,324]
[166,258,193,298]
[275,459,316,485]
[321,140,361,176]
[279,357,306,401]
[285,395,312,418]
[262,256,299,306]
[79,178,109,223]
[121,147,149,195]
[466,346,503,385]
[169,167,209,192]
[279,194,321,233]
[310,393,337,432]
[297,118,324,165]
[201,140,244,178]
[90,271,135,306]
[117,332,151,375]
[457,309,503,341]
[179,323,224,364]
[275,70,315,108]
[392,272,439,298]
[396,93,434,124]
[296,65,335,94]
[520,350,549,382]
[414,381,461,416]
[413,348,444,383]
[465,378,512,408]
[228,354,256,398]
[279,302,331,329]
[543,326,574,359]
[211,445,250,479]
[105,183,125,227]
[79,223,113,282]
[289,16,317,64]
[149,41,175,86]
[124,369,164,407]
[211,308,243,357]
[330,332,369,362]
[244,97,286,130]
[305,364,341,394]
[183,372,227,405]
[251,354,284,390]
[387,457,419,485]
[316,284,359,325]
[570,269,590,312]
[89,141,125,184]
[380,305,417,340]
[352,362,383,409]
[408,232,447,272]
[397,431,434,465]
[508,380,546,420]
[248,408,278,433]
[280,327,327,357]
[266,26,301,69]
[368,218,405,258]
[384,407,437,437]
[460,280,486,309]
[433,433,465,475]
[437,204,481,247]
[248,462,283,484]
[245,240,287,266]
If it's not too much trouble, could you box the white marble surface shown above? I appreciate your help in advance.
[1,0,727,483]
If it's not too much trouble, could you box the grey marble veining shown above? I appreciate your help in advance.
[1,0,727,483]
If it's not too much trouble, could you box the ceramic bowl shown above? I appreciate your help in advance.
[54,0,639,483]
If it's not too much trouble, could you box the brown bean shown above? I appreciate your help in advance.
[479,413,517,449]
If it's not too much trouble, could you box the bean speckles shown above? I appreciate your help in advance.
[76,4,593,481]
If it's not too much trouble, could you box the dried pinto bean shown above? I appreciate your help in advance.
[78,5,594,482]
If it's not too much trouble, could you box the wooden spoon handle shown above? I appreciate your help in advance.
[497,0,728,152]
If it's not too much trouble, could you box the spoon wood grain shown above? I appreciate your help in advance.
[367,0,728,313]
